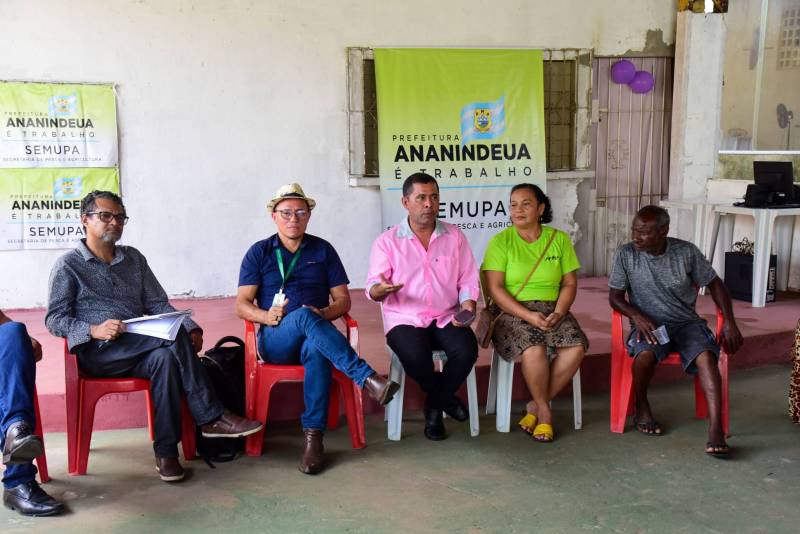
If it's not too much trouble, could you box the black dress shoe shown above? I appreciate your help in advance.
[442,397,469,422]
[2,421,43,465]
[3,481,65,517]
[424,407,447,441]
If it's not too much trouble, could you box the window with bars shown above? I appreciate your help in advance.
[778,6,800,69]
[347,48,585,183]
[362,58,379,177]
[543,60,577,171]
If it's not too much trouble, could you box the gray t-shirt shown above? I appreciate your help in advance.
[608,238,717,327]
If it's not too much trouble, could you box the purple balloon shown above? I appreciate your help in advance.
[629,70,655,94]
[610,60,636,84]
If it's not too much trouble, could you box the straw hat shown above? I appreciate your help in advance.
[267,183,316,212]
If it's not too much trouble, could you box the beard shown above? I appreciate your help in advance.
[100,230,121,243]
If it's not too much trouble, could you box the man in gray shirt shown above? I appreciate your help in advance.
[46,190,262,482]
[608,205,743,457]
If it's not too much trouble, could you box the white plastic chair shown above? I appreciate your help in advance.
[385,348,480,441]
[485,350,582,432]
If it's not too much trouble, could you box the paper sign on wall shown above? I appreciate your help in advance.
[0,82,118,168]
[0,167,120,250]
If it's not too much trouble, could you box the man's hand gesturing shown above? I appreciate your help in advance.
[369,274,404,301]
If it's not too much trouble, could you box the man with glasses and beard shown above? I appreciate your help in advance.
[236,183,399,475]
[46,190,262,483]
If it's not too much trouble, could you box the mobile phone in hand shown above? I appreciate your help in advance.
[454,309,475,325]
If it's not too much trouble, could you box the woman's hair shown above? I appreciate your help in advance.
[510,183,553,224]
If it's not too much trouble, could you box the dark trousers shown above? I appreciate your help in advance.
[77,327,223,458]
[386,322,478,410]
[0,322,37,489]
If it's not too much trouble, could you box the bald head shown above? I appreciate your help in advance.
[635,205,670,228]
[631,205,669,254]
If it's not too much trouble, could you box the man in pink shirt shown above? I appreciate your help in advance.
[366,173,480,440]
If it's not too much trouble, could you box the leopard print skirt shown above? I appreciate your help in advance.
[490,300,589,362]
[789,319,800,424]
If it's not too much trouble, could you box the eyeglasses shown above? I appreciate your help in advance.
[275,209,310,221]
[86,211,130,225]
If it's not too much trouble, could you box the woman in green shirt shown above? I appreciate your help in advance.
[482,183,588,442]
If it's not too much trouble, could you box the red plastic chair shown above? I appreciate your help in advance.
[32,386,49,483]
[243,316,366,457]
[610,308,729,435]
[64,340,196,475]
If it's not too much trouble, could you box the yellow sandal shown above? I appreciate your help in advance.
[532,423,554,443]
[518,413,537,435]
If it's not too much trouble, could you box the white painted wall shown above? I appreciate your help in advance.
[0,0,676,308]
[669,12,726,203]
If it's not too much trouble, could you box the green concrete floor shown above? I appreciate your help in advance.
[3,364,799,533]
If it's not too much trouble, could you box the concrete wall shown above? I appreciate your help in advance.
[0,0,676,308]
[669,12,726,202]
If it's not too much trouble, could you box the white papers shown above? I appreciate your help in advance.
[123,310,192,341]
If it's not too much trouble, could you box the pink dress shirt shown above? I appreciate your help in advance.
[366,218,480,334]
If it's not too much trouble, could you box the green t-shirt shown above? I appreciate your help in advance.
[481,225,580,301]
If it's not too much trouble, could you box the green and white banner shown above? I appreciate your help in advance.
[374,48,546,257]
[0,167,119,250]
[0,82,118,168]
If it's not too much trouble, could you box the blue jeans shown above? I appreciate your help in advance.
[257,307,375,430]
[0,322,38,489]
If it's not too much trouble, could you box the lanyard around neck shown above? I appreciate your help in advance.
[275,247,302,290]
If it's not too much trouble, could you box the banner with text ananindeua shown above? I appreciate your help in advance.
[374,49,545,258]
[0,168,120,250]
[0,82,118,168]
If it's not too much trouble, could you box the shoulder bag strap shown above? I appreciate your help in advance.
[510,228,558,300]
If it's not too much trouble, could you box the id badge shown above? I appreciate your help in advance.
[272,291,286,307]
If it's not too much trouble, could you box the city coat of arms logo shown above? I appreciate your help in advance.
[48,93,78,117]
[461,96,506,145]
[54,176,83,200]
[474,109,492,133]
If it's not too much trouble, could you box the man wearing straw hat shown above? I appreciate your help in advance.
[236,183,399,475]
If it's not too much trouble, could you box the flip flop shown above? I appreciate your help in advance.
[532,423,553,443]
[705,442,730,458]
[518,413,537,435]
[633,418,663,436]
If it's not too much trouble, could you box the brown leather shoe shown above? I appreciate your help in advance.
[363,373,400,406]
[298,429,324,475]
[2,421,44,465]
[155,456,184,482]
[200,410,263,438]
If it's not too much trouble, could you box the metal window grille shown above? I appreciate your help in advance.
[362,58,379,177]
[543,60,577,171]
[778,5,800,69]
